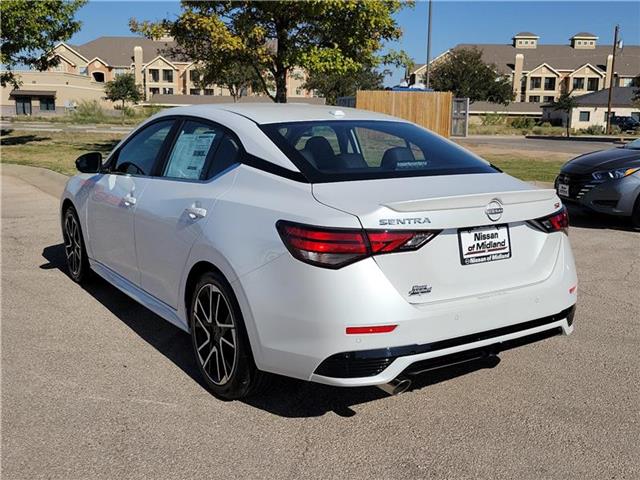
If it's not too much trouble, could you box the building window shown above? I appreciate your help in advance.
[162,87,173,94]
[587,78,599,91]
[544,77,556,90]
[149,69,159,82]
[579,111,590,122]
[79,67,88,75]
[204,89,214,95]
[149,87,160,96]
[529,96,540,103]
[162,69,174,82]
[15,97,32,115]
[572,77,585,90]
[92,71,105,83]
[530,77,542,89]
[40,97,55,111]
[620,78,632,87]
[543,96,555,103]
[189,89,200,95]
[189,70,200,83]
[113,68,128,77]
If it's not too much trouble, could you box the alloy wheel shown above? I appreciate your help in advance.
[193,283,238,386]
[64,213,82,277]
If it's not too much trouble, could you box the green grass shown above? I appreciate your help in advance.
[1,128,562,182]
[1,130,123,175]
[484,154,563,183]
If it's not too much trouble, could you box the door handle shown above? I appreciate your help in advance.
[123,194,136,207]
[185,206,207,219]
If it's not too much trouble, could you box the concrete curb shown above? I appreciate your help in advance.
[1,164,68,199]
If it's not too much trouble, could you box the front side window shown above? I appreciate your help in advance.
[162,121,222,180]
[113,120,174,175]
[261,120,497,183]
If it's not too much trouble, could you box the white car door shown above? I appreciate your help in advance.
[134,119,242,308]
[87,119,176,284]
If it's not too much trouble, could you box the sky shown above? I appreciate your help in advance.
[69,0,640,86]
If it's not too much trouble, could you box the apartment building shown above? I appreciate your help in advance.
[1,36,314,115]
[411,32,639,104]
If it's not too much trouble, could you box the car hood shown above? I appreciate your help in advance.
[561,147,640,174]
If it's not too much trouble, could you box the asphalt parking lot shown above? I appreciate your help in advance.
[2,169,639,479]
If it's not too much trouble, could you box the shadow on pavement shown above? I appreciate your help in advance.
[1,132,51,145]
[41,242,501,418]
[566,205,637,232]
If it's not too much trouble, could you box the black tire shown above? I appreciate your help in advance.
[189,271,267,400]
[62,206,90,283]
[632,195,640,230]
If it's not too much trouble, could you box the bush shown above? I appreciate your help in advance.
[481,112,506,126]
[71,100,107,123]
[539,121,552,128]
[609,125,622,135]
[581,125,605,135]
[510,116,535,129]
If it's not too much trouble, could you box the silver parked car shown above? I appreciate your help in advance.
[555,138,640,228]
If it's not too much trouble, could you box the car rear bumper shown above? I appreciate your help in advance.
[235,232,578,386]
[310,305,574,386]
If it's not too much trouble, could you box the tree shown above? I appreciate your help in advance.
[130,0,410,103]
[553,91,578,137]
[193,60,265,102]
[0,0,86,87]
[429,47,514,105]
[104,74,142,122]
[632,74,640,107]
[304,63,386,105]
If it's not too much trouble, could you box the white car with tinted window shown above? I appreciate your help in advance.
[61,104,577,398]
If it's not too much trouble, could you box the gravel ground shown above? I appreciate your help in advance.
[1,169,638,480]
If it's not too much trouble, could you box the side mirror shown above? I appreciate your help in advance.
[75,152,102,173]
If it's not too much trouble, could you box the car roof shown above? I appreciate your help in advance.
[159,103,407,125]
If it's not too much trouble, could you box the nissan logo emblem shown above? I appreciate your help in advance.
[485,199,504,222]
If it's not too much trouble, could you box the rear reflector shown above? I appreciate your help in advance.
[277,220,440,269]
[346,325,397,335]
[527,206,569,235]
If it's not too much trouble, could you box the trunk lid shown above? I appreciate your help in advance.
[313,173,563,304]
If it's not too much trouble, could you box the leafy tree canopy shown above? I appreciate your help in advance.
[429,47,514,105]
[0,0,86,87]
[553,91,578,137]
[130,0,411,103]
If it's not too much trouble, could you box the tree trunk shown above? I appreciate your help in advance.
[274,68,288,103]
[565,112,570,138]
[122,100,126,125]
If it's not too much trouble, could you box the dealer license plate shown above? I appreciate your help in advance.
[458,224,512,266]
[558,183,569,197]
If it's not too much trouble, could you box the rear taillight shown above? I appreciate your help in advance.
[276,220,440,269]
[528,206,569,234]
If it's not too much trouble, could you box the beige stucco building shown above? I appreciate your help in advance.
[1,36,316,116]
[411,32,639,104]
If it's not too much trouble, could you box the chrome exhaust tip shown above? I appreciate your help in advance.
[376,377,412,396]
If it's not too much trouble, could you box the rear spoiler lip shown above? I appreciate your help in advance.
[383,189,558,213]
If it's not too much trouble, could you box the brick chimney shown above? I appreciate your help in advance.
[133,46,143,88]
[604,54,614,88]
[513,54,524,102]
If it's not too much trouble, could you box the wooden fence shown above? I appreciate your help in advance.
[355,90,453,137]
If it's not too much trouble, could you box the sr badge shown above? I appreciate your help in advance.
[408,284,432,296]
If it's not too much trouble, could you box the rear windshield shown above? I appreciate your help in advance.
[260,120,497,183]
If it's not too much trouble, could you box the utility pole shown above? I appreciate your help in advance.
[606,25,619,135]
[425,0,433,89]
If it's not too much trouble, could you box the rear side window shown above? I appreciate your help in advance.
[162,120,222,180]
[114,120,174,175]
[261,120,497,183]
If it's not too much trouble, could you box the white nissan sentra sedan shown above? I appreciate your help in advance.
[61,104,577,398]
